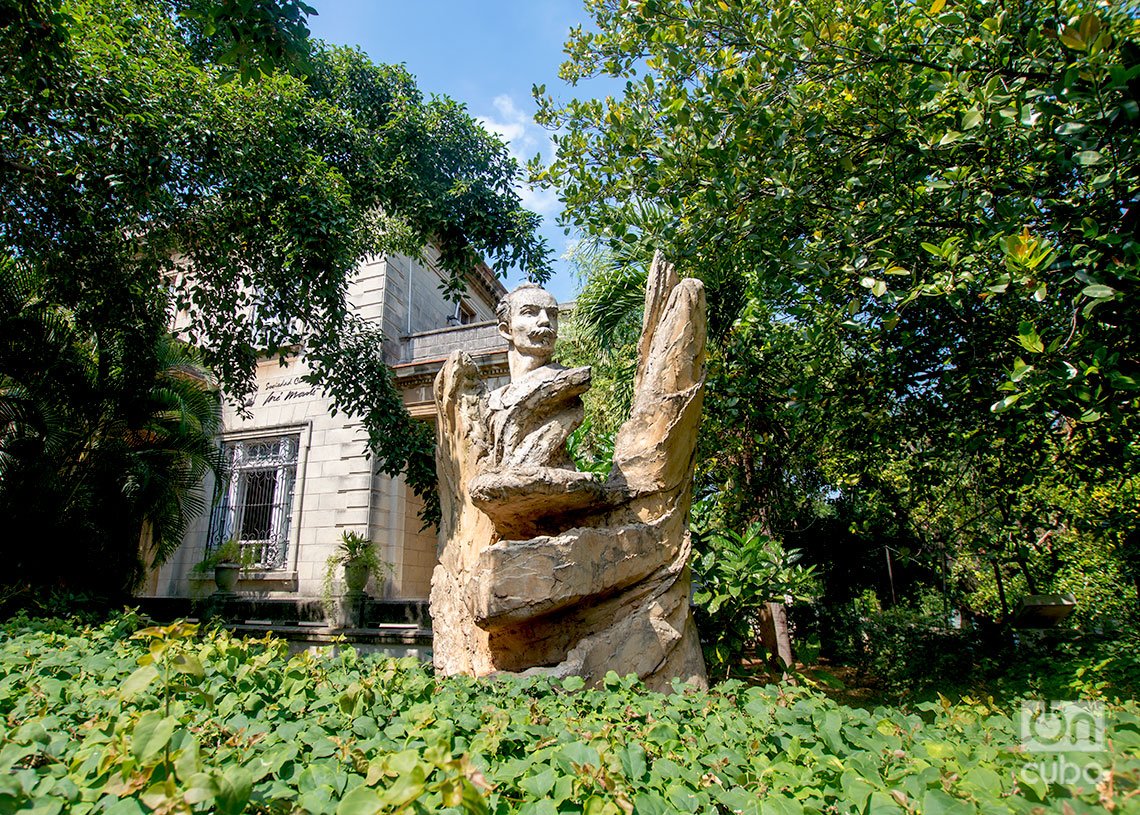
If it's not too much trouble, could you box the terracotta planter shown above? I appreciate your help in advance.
[343,560,370,593]
[213,562,240,594]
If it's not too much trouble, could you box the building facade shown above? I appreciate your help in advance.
[146,250,510,602]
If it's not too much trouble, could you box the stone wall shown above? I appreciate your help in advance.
[150,252,509,603]
[153,354,375,600]
[376,249,500,364]
[400,322,504,363]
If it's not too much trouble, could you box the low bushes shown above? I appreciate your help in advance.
[813,600,1140,703]
[1,615,1138,814]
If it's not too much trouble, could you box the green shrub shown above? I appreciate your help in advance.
[994,630,1140,703]
[691,524,819,678]
[855,605,992,697]
[1,616,1138,814]
[818,598,1140,704]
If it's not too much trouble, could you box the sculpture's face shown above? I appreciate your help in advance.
[500,288,558,360]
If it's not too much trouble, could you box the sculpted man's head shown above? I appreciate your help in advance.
[497,283,560,378]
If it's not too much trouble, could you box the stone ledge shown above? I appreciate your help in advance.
[133,595,430,628]
[228,622,431,645]
[187,571,300,592]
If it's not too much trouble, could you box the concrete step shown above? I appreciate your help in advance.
[132,595,434,659]
[135,595,430,627]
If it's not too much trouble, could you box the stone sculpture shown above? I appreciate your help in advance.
[429,252,708,691]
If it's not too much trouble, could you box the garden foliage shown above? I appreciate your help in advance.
[2,618,1138,814]
[0,263,224,597]
[1,0,549,559]
[819,601,1140,704]
[691,524,819,678]
[541,0,1140,627]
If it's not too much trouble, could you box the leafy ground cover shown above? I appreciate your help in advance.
[1,615,1138,814]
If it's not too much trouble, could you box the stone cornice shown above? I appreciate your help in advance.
[392,350,509,391]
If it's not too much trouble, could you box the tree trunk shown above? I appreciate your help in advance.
[992,560,1009,620]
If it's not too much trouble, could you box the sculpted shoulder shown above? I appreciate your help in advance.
[487,362,594,411]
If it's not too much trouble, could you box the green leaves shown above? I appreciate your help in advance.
[1016,321,1044,354]
[337,786,383,815]
[537,0,1140,540]
[691,524,819,675]
[130,712,176,764]
[120,665,159,700]
[2,618,1137,815]
[860,277,888,298]
[1082,284,1117,300]
[1057,14,1110,55]
[2,0,553,540]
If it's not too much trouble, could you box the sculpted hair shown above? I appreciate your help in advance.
[495,282,551,328]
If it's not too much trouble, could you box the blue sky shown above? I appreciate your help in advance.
[307,1,600,301]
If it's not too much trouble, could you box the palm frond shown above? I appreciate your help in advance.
[571,256,647,354]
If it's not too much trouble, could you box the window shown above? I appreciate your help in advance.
[446,300,477,327]
[208,433,300,569]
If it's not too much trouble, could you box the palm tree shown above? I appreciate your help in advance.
[0,258,223,602]
[126,335,225,577]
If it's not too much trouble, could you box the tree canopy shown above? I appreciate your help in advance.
[541,0,1139,621]
[539,0,1136,418]
[0,0,550,591]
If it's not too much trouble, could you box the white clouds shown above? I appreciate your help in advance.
[481,95,536,151]
[477,94,560,217]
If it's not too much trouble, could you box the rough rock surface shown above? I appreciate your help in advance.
[429,253,708,691]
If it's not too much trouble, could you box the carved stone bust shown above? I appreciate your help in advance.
[429,254,708,690]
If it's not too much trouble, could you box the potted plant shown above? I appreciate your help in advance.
[321,531,390,622]
[194,538,250,594]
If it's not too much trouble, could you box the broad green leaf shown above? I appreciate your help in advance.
[377,765,426,807]
[170,652,203,678]
[120,664,159,699]
[182,773,217,806]
[519,769,557,797]
[867,791,905,814]
[215,766,252,815]
[760,794,804,814]
[921,789,975,815]
[583,796,622,815]
[105,800,146,815]
[1016,322,1044,353]
[131,713,176,764]
[619,743,648,780]
[1058,25,1086,51]
[961,765,1002,796]
[337,786,382,815]
[1078,13,1101,41]
[1082,284,1116,299]
[990,394,1020,413]
[1010,358,1033,383]
[633,792,671,815]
